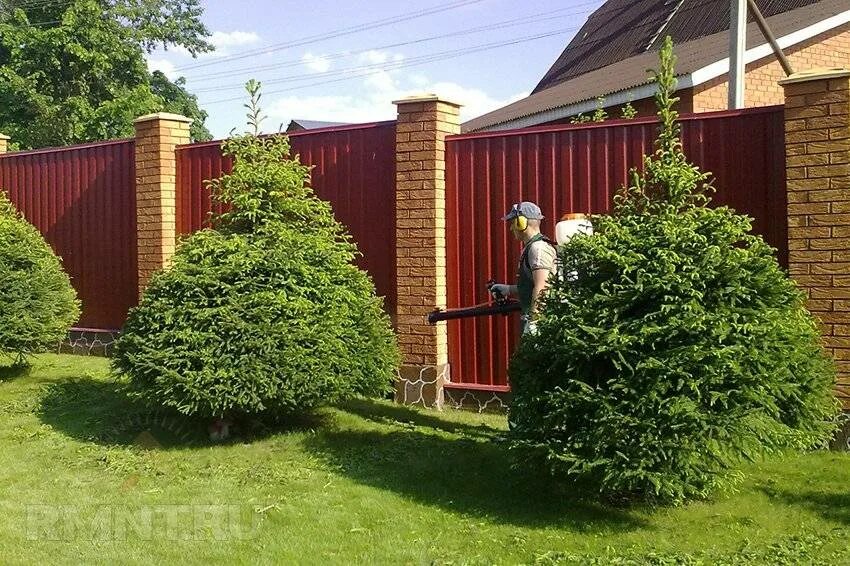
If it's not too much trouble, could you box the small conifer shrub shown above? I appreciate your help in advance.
[113,81,400,418]
[0,191,80,364]
[508,37,839,503]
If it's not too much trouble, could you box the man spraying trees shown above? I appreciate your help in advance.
[488,202,557,336]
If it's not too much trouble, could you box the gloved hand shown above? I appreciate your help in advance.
[488,283,511,300]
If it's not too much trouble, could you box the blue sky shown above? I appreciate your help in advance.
[146,0,606,138]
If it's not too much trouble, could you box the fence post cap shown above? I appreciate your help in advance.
[0,133,9,140]
[392,94,462,108]
[133,112,194,125]
[779,68,850,86]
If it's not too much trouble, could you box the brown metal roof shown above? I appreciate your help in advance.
[464,0,847,133]
[534,0,823,94]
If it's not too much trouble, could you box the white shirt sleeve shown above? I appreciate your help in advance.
[526,240,556,272]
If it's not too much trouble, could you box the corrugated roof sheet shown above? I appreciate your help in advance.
[286,119,351,131]
[534,0,824,94]
[464,0,847,133]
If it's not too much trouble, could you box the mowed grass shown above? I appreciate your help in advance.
[0,354,848,565]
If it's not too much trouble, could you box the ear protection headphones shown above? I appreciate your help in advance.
[511,204,528,232]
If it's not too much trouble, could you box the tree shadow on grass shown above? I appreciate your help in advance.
[339,397,504,441]
[0,362,30,382]
[303,414,650,531]
[764,488,850,526]
[37,377,326,448]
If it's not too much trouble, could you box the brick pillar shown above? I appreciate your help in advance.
[393,95,461,409]
[133,112,192,296]
[780,69,850,417]
[0,133,9,154]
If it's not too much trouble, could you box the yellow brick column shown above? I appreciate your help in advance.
[393,95,461,409]
[0,134,9,154]
[780,69,850,417]
[133,112,192,296]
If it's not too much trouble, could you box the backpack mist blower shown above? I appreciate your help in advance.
[426,280,521,324]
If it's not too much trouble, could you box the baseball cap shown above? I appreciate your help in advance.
[502,201,544,221]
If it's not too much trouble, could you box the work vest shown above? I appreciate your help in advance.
[517,233,556,315]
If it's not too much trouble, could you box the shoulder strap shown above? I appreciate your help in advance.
[521,234,556,271]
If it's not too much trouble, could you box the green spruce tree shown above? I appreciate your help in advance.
[113,81,399,419]
[508,37,839,504]
[0,191,80,365]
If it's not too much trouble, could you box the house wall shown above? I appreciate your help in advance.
[693,24,850,112]
[544,92,694,125]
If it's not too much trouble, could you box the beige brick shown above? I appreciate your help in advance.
[788,178,830,191]
[807,115,850,129]
[786,143,808,156]
[789,250,832,262]
[784,94,806,108]
[808,140,850,154]
[808,188,850,202]
[807,90,849,105]
[831,126,850,140]
[788,226,830,239]
[786,105,829,120]
[809,237,850,250]
[787,191,809,203]
[831,151,850,164]
[787,153,829,167]
[807,299,834,311]
[812,262,850,275]
[809,163,850,178]
[788,202,830,215]
[785,167,806,181]
[830,102,850,116]
[787,129,831,143]
[829,78,850,91]
[396,122,425,133]
[817,312,850,324]
[397,141,425,152]
[784,81,829,96]
[810,213,850,226]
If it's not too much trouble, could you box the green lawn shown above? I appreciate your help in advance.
[0,354,848,565]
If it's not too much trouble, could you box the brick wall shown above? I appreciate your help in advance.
[694,24,850,112]
[133,113,192,296]
[393,95,461,408]
[780,69,850,408]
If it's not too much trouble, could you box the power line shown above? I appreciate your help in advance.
[173,0,490,71]
[181,3,604,84]
[196,0,722,106]
[190,26,581,95]
[199,27,577,105]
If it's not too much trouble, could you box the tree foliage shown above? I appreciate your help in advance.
[508,37,839,504]
[112,82,400,418]
[0,0,211,148]
[0,191,79,364]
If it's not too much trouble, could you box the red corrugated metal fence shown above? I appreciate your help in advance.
[176,121,398,315]
[0,139,137,330]
[445,106,787,390]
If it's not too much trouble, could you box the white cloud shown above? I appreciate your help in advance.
[263,69,527,129]
[416,82,529,122]
[302,52,331,73]
[358,50,390,65]
[145,29,262,80]
[210,30,261,51]
[146,58,178,80]
[164,30,261,58]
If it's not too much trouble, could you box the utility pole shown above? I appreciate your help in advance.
[729,0,747,109]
